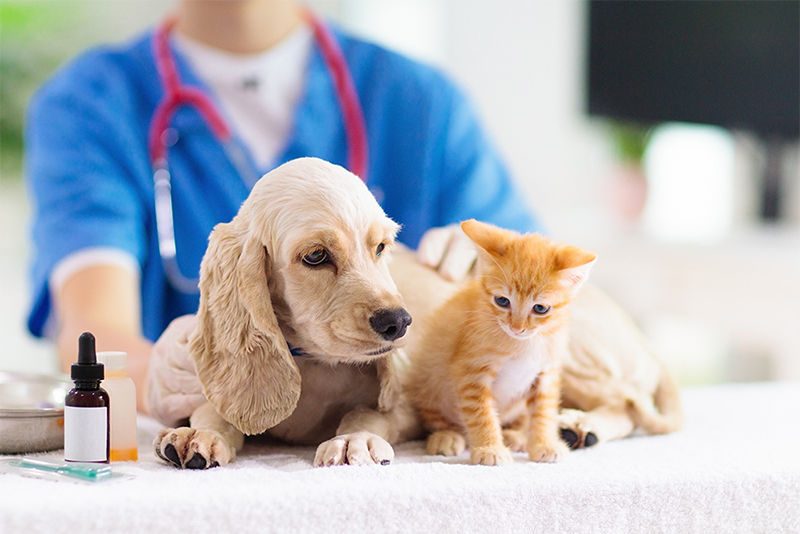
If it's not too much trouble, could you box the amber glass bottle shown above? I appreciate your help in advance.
[64,332,110,463]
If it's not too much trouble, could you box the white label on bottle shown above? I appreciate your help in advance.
[64,406,108,462]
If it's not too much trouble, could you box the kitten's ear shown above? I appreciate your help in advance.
[460,219,513,257]
[556,246,597,293]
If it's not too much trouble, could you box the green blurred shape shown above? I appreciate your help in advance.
[610,122,654,165]
[1,1,79,179]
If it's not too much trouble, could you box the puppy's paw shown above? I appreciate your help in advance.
[502,429,527,452]
[426,430,466,456]
[314,431,394,467]
[154,427,235,469]
[527,438,569,463]
[470,445,513,466]
[557,408,599,450]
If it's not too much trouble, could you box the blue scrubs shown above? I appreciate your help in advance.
[25,21,540,342]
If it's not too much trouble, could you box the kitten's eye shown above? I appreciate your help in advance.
[494,296,511,308]
[532,304,550,315]
[302,248,329,266]
[376,243,386,258]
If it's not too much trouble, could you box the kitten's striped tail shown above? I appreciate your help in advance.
[627,362,684,434]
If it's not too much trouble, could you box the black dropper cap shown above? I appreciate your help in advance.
[71,332,104,381]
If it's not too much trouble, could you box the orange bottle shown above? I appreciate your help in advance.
[96,351,138,461]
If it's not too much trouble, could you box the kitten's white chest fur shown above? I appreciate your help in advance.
[491,336,554,409]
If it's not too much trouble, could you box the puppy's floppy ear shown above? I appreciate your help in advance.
[189,220,301,435]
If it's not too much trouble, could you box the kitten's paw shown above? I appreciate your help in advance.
[527,438,569,463]
[502,429,527,452]
[470,445,514,466]
[558,408,599,450]
[426,430,466,456]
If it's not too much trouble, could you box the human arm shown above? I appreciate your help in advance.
[55,264,152,413]
[416,224,477,281]
[24,43,163,399]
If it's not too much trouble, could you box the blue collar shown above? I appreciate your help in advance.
[289,345,308,358]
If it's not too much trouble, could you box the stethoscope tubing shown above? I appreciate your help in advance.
[148,11,368,293]
[306,13,368,181]
[149,17,231,166]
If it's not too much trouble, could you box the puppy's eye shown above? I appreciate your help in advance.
[376,243,385,258]
[494,296,510,308]
[532,304,550,315]
[302,248,329,266]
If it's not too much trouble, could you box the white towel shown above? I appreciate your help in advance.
[1,382,798,534]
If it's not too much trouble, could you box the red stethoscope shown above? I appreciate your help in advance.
[148,11,368,293]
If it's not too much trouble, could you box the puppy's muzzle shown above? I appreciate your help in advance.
[370,308,412,341]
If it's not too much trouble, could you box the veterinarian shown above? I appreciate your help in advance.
[25,0,540,412]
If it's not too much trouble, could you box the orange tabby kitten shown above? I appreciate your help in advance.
[405,220,596,466]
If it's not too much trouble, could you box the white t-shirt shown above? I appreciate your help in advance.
[172,24,313,170]
[50,25,314,298]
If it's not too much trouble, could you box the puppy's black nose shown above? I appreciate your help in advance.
[370,308,412,341]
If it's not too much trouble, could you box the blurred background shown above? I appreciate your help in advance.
[1,0,798,386]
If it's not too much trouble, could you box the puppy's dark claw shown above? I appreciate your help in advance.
[164,444,182,466]
[380,459,391,466]
[560,428,580,450]
[185,453,208,470]
[560,427,599,449]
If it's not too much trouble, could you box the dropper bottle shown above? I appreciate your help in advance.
[64,332,110,463]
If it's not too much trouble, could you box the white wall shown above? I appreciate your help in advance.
[0,180,59,376]
[443,0,614,240]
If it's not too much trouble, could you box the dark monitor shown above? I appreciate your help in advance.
[587,0,800,221]
[587,0,799,140]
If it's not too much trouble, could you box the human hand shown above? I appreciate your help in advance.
[416,224,477,281]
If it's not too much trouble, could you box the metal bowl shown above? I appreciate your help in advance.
[0,372,71,454]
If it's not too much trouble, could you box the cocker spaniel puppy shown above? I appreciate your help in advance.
[148,157,420,468]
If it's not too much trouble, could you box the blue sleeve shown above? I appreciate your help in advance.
[437,87,542,236]
[25,52,149,337]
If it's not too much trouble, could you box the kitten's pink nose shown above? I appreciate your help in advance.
[510,326,526,336]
